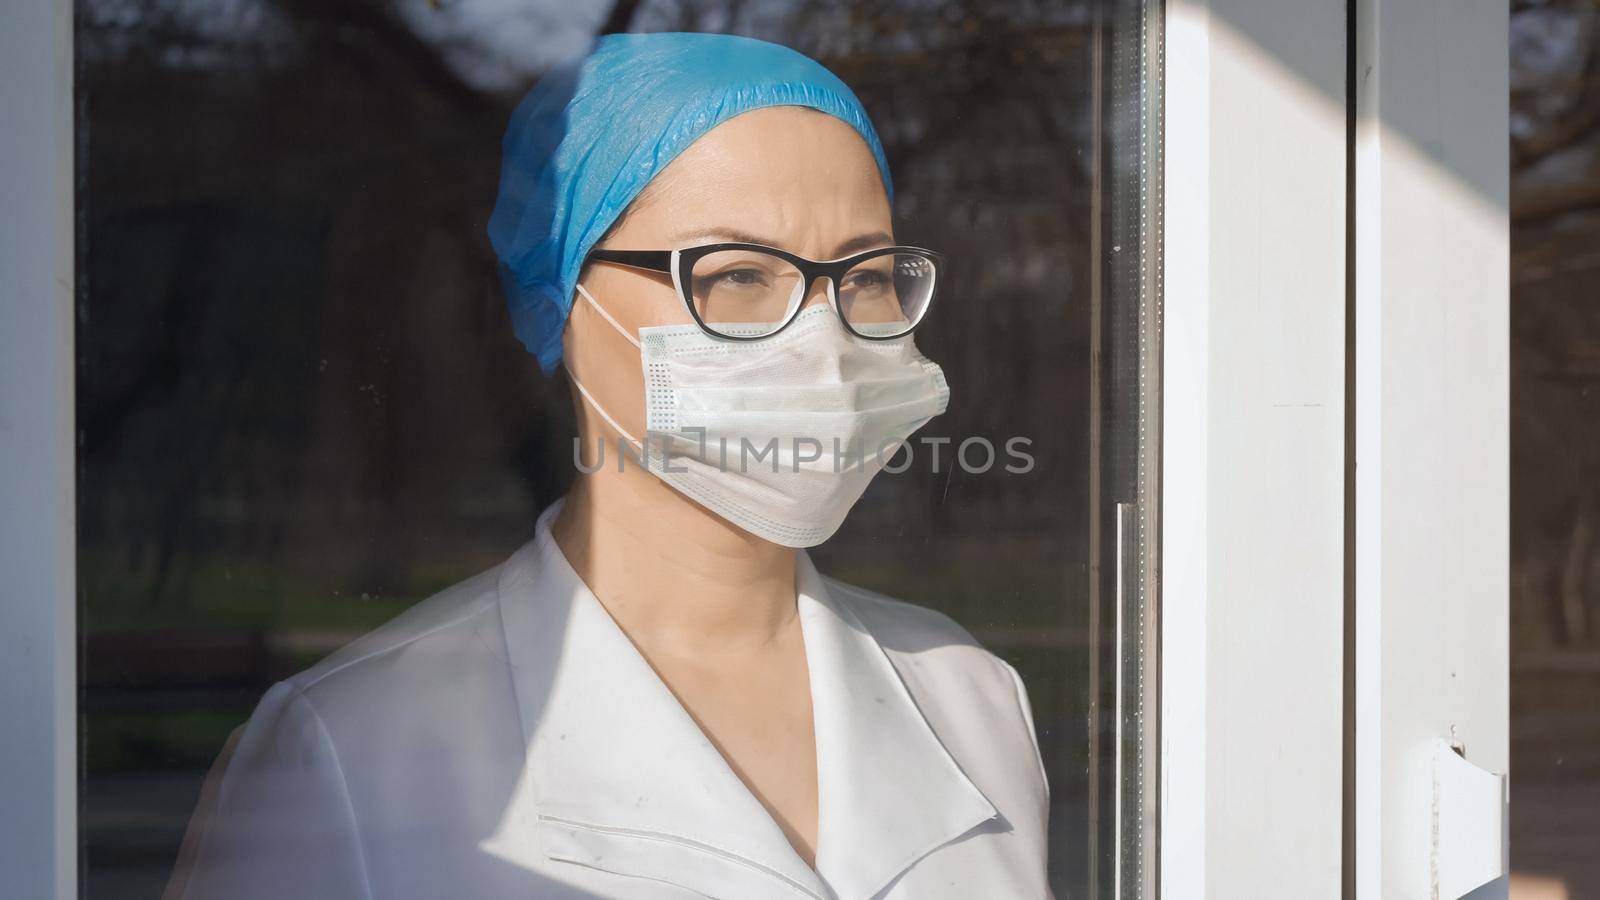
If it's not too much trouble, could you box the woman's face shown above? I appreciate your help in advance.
[564,105,894,442]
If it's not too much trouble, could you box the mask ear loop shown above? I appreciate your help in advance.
[568,373,641,447]
[566,282,643,447]
[575,282,641,349]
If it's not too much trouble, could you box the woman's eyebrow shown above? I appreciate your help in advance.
[669,229,895,258]
[830,231,895,257]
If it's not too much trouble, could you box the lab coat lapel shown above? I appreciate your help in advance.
[797,554,1000,900]
[485,513,829,899]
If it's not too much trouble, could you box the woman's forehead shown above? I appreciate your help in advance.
[626,108,891,234]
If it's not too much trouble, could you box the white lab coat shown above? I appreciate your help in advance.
[166,504,1052,899]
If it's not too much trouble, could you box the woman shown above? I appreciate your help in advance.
[167,32,1050,900]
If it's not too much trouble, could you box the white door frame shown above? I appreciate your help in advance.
[1352,0,1509,897]
[1160,0,1350,894]
[1160,0,1509,897]
[0,0,78,897]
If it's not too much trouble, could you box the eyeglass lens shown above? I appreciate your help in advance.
[687,249,936,338]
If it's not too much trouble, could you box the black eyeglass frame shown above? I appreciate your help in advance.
[584,242,944,342]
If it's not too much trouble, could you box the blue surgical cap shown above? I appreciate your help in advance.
[487,31,894,372]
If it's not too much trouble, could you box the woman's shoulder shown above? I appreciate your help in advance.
[821,574,1050,805]
[286,563,510,710]
[819,575,1016,682]
[228,559,528,788]
[169,563,528,900]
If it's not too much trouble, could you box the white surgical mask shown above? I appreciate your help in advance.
[567,283,950,547]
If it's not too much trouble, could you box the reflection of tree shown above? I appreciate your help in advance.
[76,8,1108,899]
[266,0,495,114]
[1512,0,1600,652]
[601,0,644,34]
[79,0,1099,609]
[1514,0,1600,221]
[1511,11,1600,893]
[80,7,1100,893]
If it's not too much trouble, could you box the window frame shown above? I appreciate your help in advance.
[1159,0,1509,896]
[0,0,78,897]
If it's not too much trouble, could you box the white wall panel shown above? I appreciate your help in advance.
[1162,1,1348,895]
[1354,1,1510,897]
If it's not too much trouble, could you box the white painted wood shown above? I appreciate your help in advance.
[1158,5,1211,894]
[0,1,77,897]
[1433,740,1507,899]
[1353,1,1510,898]
[1160,1,1348,896]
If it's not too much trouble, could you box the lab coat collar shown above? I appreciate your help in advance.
[483,503,998,900]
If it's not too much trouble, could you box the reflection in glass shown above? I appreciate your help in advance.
[75,2,1160,897]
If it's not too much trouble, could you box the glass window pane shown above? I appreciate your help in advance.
[1510,4,1600,896]
[75,2,1162,897]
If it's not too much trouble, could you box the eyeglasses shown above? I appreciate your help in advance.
[584,242,944,341]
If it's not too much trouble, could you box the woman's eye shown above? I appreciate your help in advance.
[702,268,770,289]
[844,270,891,291]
